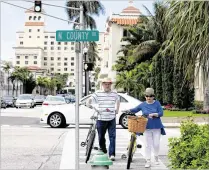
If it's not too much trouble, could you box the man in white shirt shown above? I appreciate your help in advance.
[88,78,120,161]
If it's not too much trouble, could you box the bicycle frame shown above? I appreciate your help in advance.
[81,110,98,148]
[121,111,144,169]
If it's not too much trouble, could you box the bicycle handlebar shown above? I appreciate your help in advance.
[122,110,151,119]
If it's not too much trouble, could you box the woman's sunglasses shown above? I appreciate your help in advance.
[145,95,154,98]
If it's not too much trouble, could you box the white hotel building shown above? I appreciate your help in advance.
[98,0,141,86]
[13,7,104,91]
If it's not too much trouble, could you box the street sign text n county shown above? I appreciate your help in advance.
[56,30,99,42]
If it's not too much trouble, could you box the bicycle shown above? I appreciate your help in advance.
[80,106,115,163]
[80,106,99,163]
[121,110,148,169]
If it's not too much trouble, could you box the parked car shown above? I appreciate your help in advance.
[15,94,35,108]
[2,96,15,107]
[0,99,6,109]
[34,95,45,105]
[42,95,67,107]
[40,93,142,128]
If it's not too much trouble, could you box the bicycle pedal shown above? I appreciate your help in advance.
[80,142,86,147]
[121,154,127,159]
[94,146,99,150]
[137,144,142,148]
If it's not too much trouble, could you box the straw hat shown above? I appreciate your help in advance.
[101,77,112,83]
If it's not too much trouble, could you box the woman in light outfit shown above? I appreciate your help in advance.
[127,88,166,168]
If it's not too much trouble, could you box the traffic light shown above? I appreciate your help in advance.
[84,63,94,71]
[34,0,42,12]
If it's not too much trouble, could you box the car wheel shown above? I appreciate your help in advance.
[49,113,65,128]
[16,107,18,109]
[120,114,128,129]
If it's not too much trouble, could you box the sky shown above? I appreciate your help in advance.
[0,0,154,61]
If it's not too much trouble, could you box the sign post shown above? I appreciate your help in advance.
[56,10,99,170]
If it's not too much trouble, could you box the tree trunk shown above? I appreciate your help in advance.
[12,83,15,96]
[7,71,9,95]
[16,82,18,97]
[203,75,209,111]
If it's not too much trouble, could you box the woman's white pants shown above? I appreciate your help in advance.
[144,129,161,160]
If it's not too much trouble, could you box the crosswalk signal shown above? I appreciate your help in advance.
[84,63,94,71]
[34,0,42,12]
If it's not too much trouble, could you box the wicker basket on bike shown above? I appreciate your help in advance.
[128,115,148,133]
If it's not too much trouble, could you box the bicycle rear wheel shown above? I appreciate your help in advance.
[85,130,96,163]
[127,135,136,169]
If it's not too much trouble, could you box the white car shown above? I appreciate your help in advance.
[16,94,35,108]
[40,93,142,128]
[42,95,67,107]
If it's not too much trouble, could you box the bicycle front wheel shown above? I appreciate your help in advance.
[127,134,136,169]
[85,130,96,163]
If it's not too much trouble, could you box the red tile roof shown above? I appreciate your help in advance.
[111,18,139,25]
[121,6,141,14]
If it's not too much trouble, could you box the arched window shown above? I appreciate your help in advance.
[38,16,41,20]
[29,16,32,20]
[34,16,37,20]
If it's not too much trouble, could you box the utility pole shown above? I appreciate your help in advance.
[74,25,80,170]
[79,5,84,99]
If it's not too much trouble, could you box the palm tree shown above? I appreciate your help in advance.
[66,1,105,29]
[87,42,100,64]
[37,77,46,95]
[2,62,11,95]
[8,75,16,96]
[164,1,209,110]
[11,67,36,94]
[66,1,105,68]
[115,70,144,98]
[132,1,169,63]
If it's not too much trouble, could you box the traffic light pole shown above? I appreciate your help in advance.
[79,5,84,100]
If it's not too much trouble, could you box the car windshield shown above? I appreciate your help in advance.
[18,95,31,100]
[46,96,65,102]
[35,95,44,99]
[3,96,13,100]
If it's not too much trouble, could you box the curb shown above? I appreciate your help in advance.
[163,122,208,128]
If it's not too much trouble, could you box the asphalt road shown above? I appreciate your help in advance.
[0,107,179,169]
[1,106,42,127]
[1,126,68,169]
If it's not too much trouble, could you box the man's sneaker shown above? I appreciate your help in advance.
[154,156,159,165]
[109,155,115,161]
[145,160,151,168]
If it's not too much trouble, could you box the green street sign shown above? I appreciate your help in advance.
[56,30,99,42]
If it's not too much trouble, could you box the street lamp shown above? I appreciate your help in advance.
[83,47,88,96]
[83,47,88,54]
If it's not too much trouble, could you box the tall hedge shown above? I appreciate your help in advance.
[162,55,174,104]
[154,55,163,103]
[173,60,194,108]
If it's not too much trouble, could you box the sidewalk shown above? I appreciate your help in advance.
[162,116,209,128]
[60,129,168,170]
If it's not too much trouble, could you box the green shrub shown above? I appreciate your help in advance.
[168,118,209,169]
[194,101,204,110]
